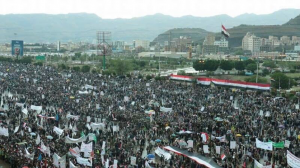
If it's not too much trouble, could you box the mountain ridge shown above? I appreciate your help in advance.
[0,9,299,43]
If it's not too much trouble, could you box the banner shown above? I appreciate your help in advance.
[59,155,66,168]
[39,141,51,156]
[80,142,93,153]
[69,147,81,158]
[230,141,236,149]
[113,160,118,168]
[285,140,291,148]
[22,108,28,115]
[254,159,272,168]
[79,91,89,94]
[70,160,78,168]
[14,126,19,133]
[256,139,273,151]
[65,136,87,144]
[25,148,34,160]
[131,156,136,165]
[163,146,221,168]
[287,150,300,168]
[36,134,41,145]
[155,147,171,160]
[53,153,60,167]
[76,157,92,166]
[216,146,221,154]
[53,126,64,136]
[90,123,105,131]
[66,114,79,120]
[30,105,42,113]
[160,107,172,113]
[268,140,284,148]
[0,127,9,136]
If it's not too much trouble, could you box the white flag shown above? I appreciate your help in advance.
[69,160,77,168]
[254,159,272,168]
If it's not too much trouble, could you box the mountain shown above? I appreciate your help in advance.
[0,9,299,43]
[153,28,211,45]
[224,14,300,47]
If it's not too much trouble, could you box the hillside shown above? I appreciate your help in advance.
[225,14,300,47]
[153,28,211,45]
[0,9,299,43]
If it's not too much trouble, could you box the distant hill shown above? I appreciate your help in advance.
[224,14,300,47]
[0,9,299,43]
[153,28,211,45]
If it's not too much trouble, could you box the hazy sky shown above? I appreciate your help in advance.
[1,0,300,19]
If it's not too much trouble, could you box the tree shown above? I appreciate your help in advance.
[80,54,87,64]
[220,61,233,71]
[245,76,268,83]
[262,61,277,68]
[204,60,219,71]
[62,56,68,63]
[81,65,91,73]
[108,59,132,75]
[193,60,205,71]
[262,69,270,76]
[75,52,81,58]
[243,59,256,66]
[177,70,186,75]
[235,61,245,71]
[271,72,294,89]
[246,63,257,73]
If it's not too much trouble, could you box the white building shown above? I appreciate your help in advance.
[295,45,300,51]
[57,41,60,52]
[214,38,228,47]
[134,40,150,49]
[242,32,261,54]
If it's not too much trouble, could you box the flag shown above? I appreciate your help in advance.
[221,154,226,160]
[221,25,230,38]
[38,153,42,161]
[268,140,284,148]
[201,132,209,143]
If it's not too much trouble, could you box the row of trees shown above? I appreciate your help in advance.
[193,59,258,72]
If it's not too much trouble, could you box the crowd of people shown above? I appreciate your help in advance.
[0,62,299,168]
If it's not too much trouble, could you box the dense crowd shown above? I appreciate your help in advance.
[0,62,299,168]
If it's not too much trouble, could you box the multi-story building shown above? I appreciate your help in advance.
[134,40,150,50]
[242,32,261,55]
[203,34,215,45]
[114,41,125,50]
[214,38,228,48]
[280,36,291,45]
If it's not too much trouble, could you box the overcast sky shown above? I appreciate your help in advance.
[1,0,300,19]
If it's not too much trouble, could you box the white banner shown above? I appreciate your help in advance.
[187,140,193,148]
[216,146,221,154]
[160,107,172,112]
[230,141,236,149]
[285,140,291,148]
[79,90,89,94]
[53,126,64,136]
[80,142,93,152]
[155,147,171,160]
[66,114,79,120]
[131,156,136,165]
[90,123,105,131]
[287,150,300,168]
[69,160,78,168]
[76,157,92,166]
[0,127,9,136]
[256,139,273,151]
[14,126,19,133]
[254,159,272,168]
[53,153,60,167]
[25,148,34,160]
[65,136,87,144]
[113,160,118,168]
[22,108,28,115]
[30,105,42,113]
[203,145,209,153]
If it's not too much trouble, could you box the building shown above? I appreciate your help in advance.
[134,40,150,50]
[114,41,125,50]
[214,38,228,48]
[280,36,291,45]
[259,52,280,59]
[202,45,218,54]
[242,32,261,55]
[295,45,300,51]
[138,51,193,59]
[203,34,215,45]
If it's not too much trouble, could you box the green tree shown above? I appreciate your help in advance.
[262,61,277,68]
[204,60,219,71]
[244,59,256,66]
[80,54,87,64]
[75,52,81,58]
[235,61,245,71]
[193,60,205,71]
[81,65,91,73]
[271,72,294,89]
[108,59,132,75]
[245,76,268,83]
[246,63,257,73]
[62,56,68,63]
[220,61,233,70]
[262,68,270,76]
